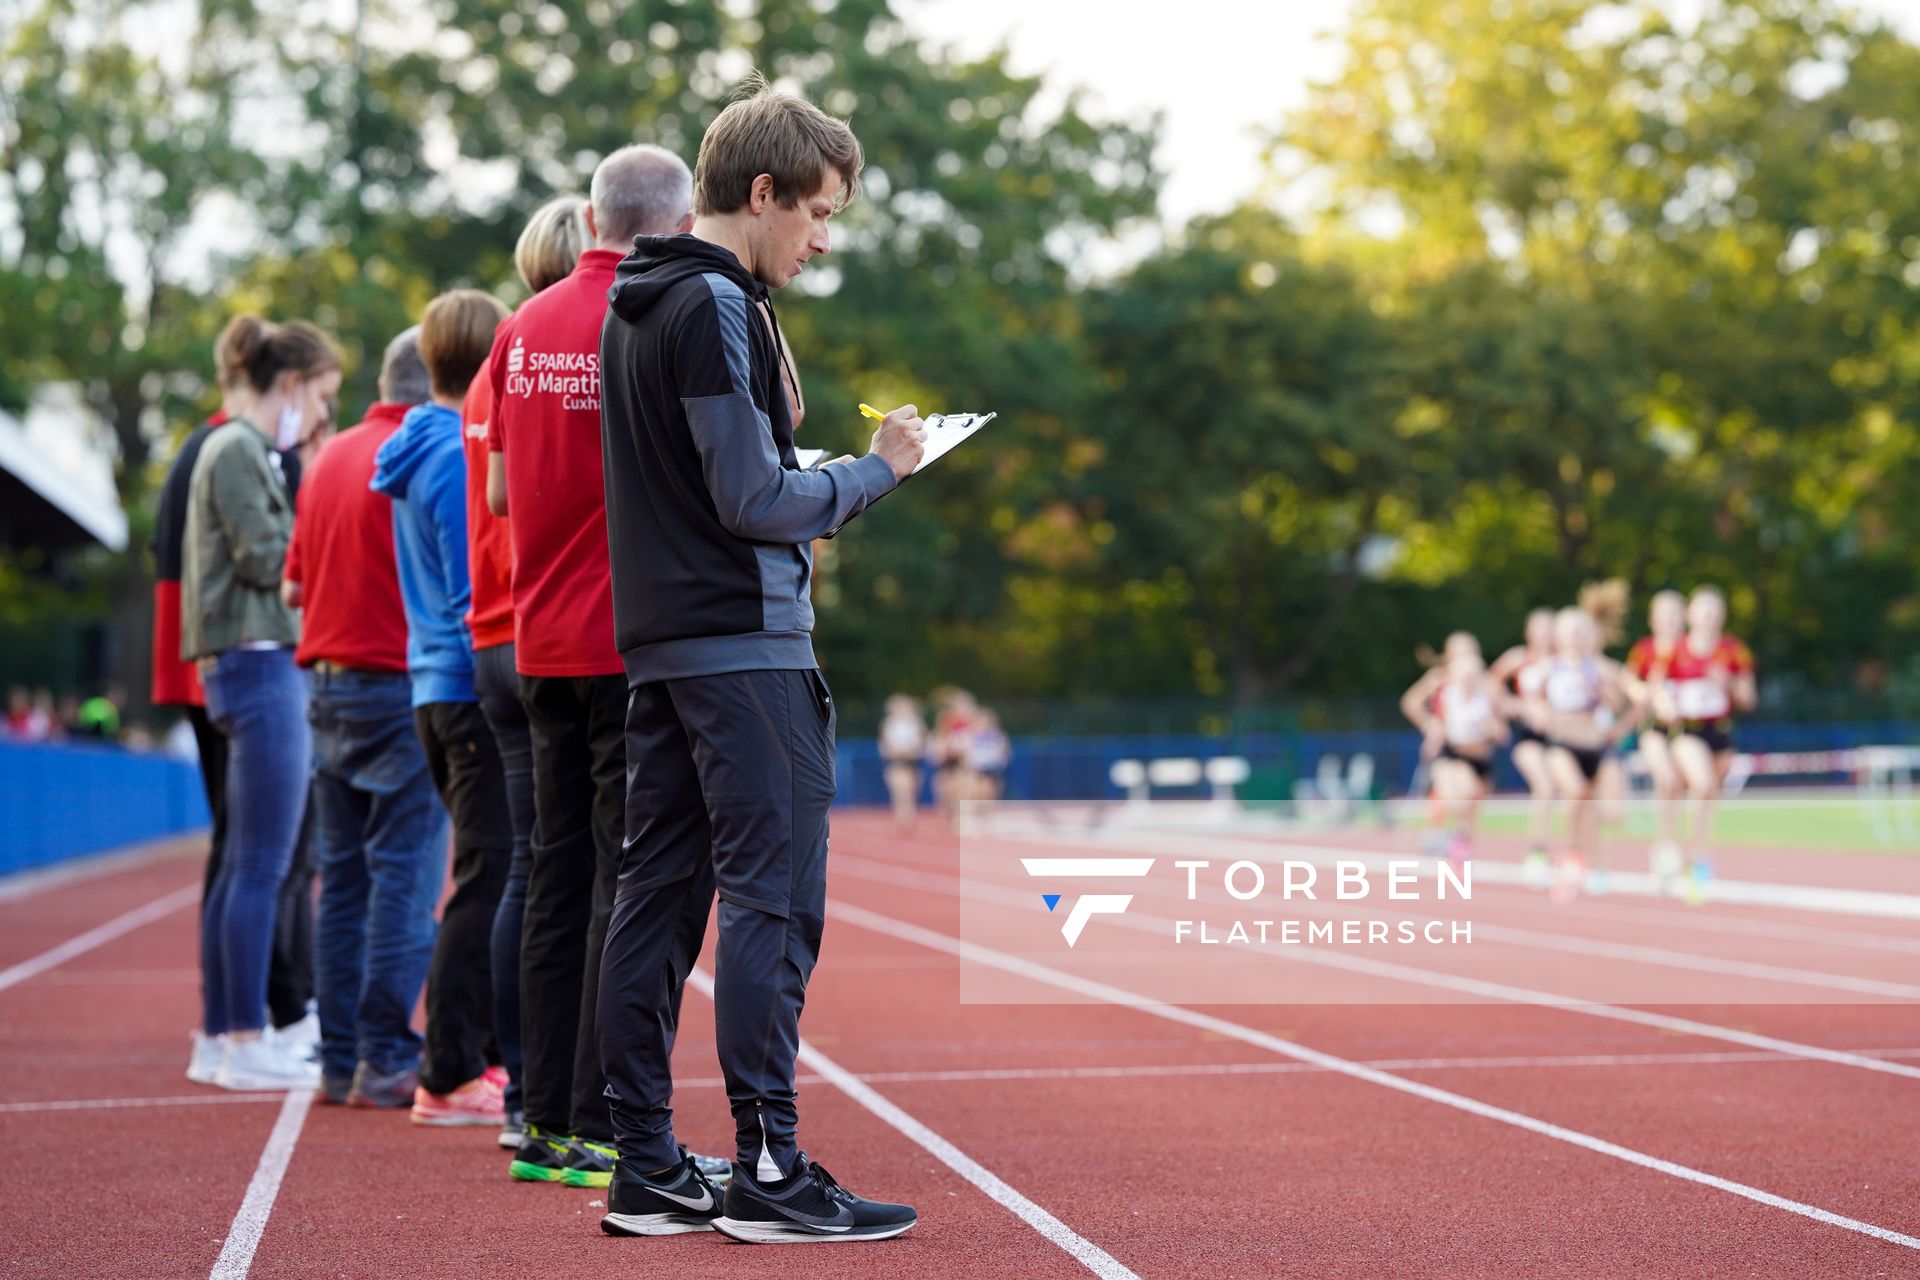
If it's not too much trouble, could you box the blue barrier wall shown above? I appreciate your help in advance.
[6,720,1910,868]
[0,741,210,875]
[833,719,1920,806]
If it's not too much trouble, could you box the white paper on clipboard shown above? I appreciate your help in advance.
[820,409,997,538]
[911,411,996,474]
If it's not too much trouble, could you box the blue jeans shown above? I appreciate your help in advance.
[201,647,311,1036]
[476,643,534,1114]
[309,669,447,1081]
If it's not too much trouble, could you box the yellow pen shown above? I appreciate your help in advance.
[858,403,887,422]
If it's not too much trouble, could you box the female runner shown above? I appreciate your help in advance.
[1400,633,1508,874]
[1665,586,1757,898]
[1622,590,1688,886]
[1489,609,1558,883]
[1531,608,1631,903]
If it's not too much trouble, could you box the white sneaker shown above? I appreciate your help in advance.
[272,1010,321,1062]
[187,1030,223,1086]
[216,1034,321,1091]
[1649,841,1683,884]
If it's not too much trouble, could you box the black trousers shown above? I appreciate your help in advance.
[194,703,314,1029]
[599,667,835,1176]
[413,700,512,1095]
[518,673,625,1141]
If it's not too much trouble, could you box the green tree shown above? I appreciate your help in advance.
[1074,207,1423,707]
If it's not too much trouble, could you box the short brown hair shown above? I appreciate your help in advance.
[694,79,863,217]
[419,290,509,399]
[215,315,343,393]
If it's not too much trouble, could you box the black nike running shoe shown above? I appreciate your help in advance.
[599,1151,727,1237]
[714,1152,916,1244]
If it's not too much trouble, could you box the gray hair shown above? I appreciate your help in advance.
[379,325,429,405]
[590,144,694,248]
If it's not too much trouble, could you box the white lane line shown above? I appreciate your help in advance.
[0,1093,285,1115]
[833,853,1920,1083]
[208,1088,313,1280]
[1077,823,1920,920]
[1032,825,1920,998]
[18,1047,1920,1116]
[1457,890,1920,958]
[830,900,1920,1254]
[685,968,1137,1280]
[0,839,199,902]
[657,1048,1920,1090]
[0,883,201,994]
[860,830,1920,956]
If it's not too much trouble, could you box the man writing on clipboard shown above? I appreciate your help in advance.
[594,81,925,1243]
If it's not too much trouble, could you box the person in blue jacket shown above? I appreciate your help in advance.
[370,288,516,1127]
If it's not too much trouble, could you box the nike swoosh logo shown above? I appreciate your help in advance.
[653,1185,714,1212]
[768,1201,854,1230]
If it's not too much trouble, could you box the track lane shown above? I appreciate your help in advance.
[810,863,1920,1276]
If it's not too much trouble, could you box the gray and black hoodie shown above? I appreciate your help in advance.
[599,234,897,684]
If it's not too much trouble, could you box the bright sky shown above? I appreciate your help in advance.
[903,0,1920,229]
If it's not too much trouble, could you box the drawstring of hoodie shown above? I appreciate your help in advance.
[760,290,801,417]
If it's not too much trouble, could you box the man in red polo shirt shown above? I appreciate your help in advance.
[284,328,448,1107]
[484,144,718,1188]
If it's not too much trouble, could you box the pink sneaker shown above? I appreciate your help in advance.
[411,1074,506,1127]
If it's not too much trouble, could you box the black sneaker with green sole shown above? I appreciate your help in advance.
[508,1126,575,1183]
[562,1137,617,1188]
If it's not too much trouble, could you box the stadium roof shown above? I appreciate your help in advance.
[0,403,128,556]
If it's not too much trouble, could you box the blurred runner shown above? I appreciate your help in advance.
[1532,608,1630,903]
[1666,586,1757,902]
[1490,608,1558,884]
[963,708,1012,819]
[879,695,927,828]
[1401,633,1506,876]
[1623,589,1688,888]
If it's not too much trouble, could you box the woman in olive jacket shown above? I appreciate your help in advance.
[181,313,341,1092]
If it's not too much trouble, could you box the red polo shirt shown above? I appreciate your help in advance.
[461,352,515,651]
[488,248,622,677]
[285,403,411,673]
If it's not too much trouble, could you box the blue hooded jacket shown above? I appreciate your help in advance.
[370,402,473,705]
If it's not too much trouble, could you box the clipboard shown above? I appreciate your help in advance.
[819,409,996,537]
[909,411,996,474]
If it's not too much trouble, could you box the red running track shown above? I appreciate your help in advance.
[1,814,1918,1279]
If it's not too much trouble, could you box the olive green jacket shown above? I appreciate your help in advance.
[179,420,299,660]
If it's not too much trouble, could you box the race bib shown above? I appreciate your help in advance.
[1673,678,1729,720]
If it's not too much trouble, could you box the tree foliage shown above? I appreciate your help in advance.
[4,0,1918,718]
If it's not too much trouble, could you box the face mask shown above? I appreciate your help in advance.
[275,384,305,451]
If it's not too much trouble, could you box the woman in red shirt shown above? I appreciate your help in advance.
[1622,590,1686,886]
[1666,587,1757,895]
